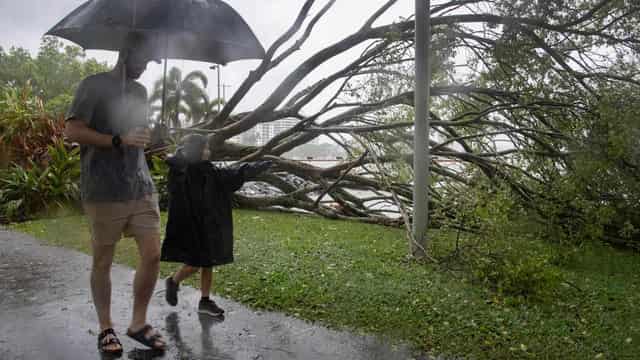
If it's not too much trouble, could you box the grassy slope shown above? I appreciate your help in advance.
[9,210,640,359]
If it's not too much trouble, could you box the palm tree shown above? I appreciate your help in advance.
[149,67,209,128]
[181,92,227,127]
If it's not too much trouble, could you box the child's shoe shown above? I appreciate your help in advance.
[198,298,224,316]
[165,277,179,306]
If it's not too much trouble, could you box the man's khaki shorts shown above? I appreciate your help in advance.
[83,194,161,246]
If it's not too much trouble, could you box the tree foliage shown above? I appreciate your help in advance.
[0,37,109,114]
[149,67,222,127]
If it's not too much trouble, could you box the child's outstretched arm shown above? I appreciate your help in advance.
[215,161,273,193]
[239,161,273,179]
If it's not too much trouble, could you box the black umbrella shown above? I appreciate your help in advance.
[46,0,265,126]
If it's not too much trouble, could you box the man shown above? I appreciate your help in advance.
[64,33,166,355]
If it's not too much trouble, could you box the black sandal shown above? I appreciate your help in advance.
[97,328,123,356]
[126,324,167,351]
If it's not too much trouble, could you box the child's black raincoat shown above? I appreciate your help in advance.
[160,153,270,267]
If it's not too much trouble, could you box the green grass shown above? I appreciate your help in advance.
[9,210,640,359]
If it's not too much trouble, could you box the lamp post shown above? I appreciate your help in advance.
[222,84,232,104]
[412,0,431,257]
[210,65,222,112]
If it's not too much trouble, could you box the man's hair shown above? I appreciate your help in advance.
[180,134,209,163]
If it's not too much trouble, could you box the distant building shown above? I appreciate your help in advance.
[228,118,345,160]
[255,118,299,146]
[229,130,256,145]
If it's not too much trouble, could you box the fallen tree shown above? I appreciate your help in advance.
[160,0,640,247]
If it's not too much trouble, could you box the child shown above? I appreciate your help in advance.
[161,134,271,316]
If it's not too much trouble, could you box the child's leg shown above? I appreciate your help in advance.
[200,268,213,298]
[173,265,199,284]
[165,265,199,306]
[197,268,224,315]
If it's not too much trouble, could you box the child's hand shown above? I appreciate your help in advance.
[242,161,273,179]
[254,161,273,173]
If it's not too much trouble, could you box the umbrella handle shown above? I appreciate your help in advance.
[160,32,169,128]
[132,0,137,27]
[121,64,126,96]
[120,0,135,98]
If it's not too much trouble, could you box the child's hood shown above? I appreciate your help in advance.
[166,153,188,170]
[166,151,213,173]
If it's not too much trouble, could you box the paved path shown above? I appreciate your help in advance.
[0,228,430,360]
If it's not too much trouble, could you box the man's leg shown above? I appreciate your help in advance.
[127,231,166,349]
[127,194,162,331]
[84,201,126,334]
[125,194,166,349]
[129,232,161,331]
[91,243,125,353]
[91,242,117,332]
[85,200,127,353]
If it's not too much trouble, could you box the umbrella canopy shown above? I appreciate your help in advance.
[46,0,265,64]
[47,0,265,131]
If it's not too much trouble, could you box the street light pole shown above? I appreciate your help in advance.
[216,66,221,112]
[222,84,232,104]
[210,65,222,112]
[412,0,431,257]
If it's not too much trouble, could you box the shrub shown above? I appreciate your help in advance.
[433,179,564,302]
[0,83,65,166]
[0,141,80,222]
[531,87,640,250]
[472,249,563,303]
[40,141,81,203]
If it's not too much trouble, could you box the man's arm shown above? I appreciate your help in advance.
[64,119,113,147]
[65,76,150,148]
[64,119,150,148]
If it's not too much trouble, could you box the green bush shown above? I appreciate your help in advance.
[0,83,66,166]
[531,87,640,249]
[0,82,45,143]
[0,141,80,222]
[44,93,73,116]
[433,179,565,302]
[41,141,81,202]
[472,250,563,303]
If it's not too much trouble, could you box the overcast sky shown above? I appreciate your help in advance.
[0,0,414,113]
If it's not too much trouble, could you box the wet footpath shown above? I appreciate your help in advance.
[0,228,434,360]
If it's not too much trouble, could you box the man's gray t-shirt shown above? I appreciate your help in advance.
[67,72,155,202]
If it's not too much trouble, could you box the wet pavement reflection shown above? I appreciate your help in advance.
[0,228,435,360]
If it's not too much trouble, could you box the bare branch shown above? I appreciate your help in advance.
[360,0,398,31]
[314,151,368,207]
[208,0,317,127]
[269,0,338,70]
